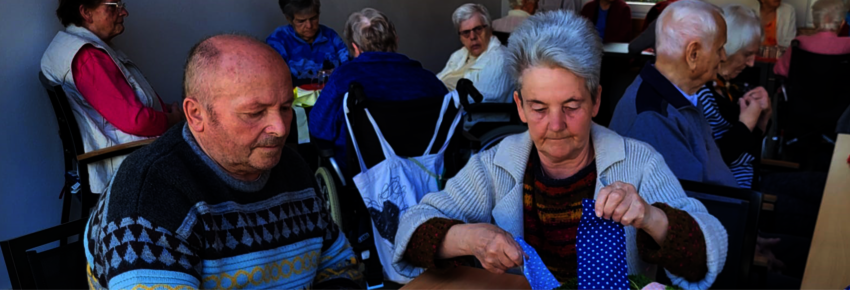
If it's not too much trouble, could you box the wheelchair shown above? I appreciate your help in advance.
[311,79,526,288]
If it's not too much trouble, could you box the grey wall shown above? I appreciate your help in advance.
[0,1,499,288]
[114,0,502,103]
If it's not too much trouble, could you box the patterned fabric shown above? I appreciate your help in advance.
[265,24,349,86]
[636,203,708,282]
[576,199,629,290]
[697,85,755,188]
[84,124,362,289]
[516,237,562,290]
[523,148,596,281]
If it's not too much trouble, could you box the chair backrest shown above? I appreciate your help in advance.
[677,180,762,289]
[344,82,461,176]
[0,219,88,289]
[39,72,86,174]
[493,31,510,45]
[785,40,850,136]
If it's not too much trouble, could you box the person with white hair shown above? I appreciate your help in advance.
[773,0,850,77]
[308,8,447,171]
[609,0,739,188]
[437,3,513,103]
[492,0,538,33]
[394,10,726,289]
[697,4,771,189]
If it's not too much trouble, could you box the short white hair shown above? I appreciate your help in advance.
[812,0,847,31]
[506,10,602,98]
[509,0,524,9]
[722,4,761,56]
[452,3,492,31]
[656,0,723,58]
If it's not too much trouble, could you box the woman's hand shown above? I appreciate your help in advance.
[738,98,763,132]
[743,87,772,132]
[595,181,669,245]
[442,223,525,274]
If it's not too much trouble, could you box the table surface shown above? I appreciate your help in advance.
[401,266,530,289]
[801,134,850,289]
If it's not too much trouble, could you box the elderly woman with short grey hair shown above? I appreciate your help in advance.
[266,0,349,86]
[394,10,726,289]
[774,0,850,77]
[437,3,513,103]
[696,4,771,189]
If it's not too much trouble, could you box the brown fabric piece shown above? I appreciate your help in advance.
[637,202,709,282]
[403,218,469,270]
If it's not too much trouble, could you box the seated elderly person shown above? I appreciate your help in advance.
[580,0,632,43]
[438,3,513,103]
[309,8,447,170]
[610,0,739,188]
[266,0,349,86]
[41,0,183,194]
[84,34,361,289]
[492,0,538,33]
[751,0,797,47]
[699,4,771,189]
[393,10,726,289]
[774,0,850,77]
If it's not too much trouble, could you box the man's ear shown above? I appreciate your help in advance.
[184,97,206,133]
[685,41,702,71]
[514,90,527,124]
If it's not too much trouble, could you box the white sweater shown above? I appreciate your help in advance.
[393,124,728,290]
[437,36,514,103]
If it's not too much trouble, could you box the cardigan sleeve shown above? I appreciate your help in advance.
[392,145,501,278]
[778,5,797,47]
[636,203,708,282]
[635,143,728,290]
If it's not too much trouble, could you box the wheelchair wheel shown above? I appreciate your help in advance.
[315,167,344,231]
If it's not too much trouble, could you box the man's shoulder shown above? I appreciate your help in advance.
[110,125,193,195]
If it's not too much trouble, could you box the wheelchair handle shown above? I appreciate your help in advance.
[456,78,484,108]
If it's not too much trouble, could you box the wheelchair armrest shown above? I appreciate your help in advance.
[77,138,155,164]
[313,138,335,158]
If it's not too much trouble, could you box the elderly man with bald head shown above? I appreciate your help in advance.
[83,34,362,290]
[610,0,738,188]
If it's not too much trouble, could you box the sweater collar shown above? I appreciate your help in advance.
[493,123,626,182]
[639,62,695,109]
[284,24,330,45]
[353,51,419,66]
[182,124,270,192]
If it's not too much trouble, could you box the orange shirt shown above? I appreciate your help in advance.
[763,16,778,46]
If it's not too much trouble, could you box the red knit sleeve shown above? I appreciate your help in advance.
[637,203,708,282]
[403,218,471,269]
[72,45,169,137]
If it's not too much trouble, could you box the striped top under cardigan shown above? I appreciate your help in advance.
[392,124,728,290]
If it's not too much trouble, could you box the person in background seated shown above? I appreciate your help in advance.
[438,3,513,103]
[309,8,448,171]
[537,0,582,14]
[751,0,796,47]
[266,0,349,86]
[774,0,850,77]
[643,0,679,32]
[580,0,632,43]
[83,34,362,289]
[41,0,184,194]
[609,0,739,188]
[393,10,726,289]
[699,4,770,189]
[492,0,538,33]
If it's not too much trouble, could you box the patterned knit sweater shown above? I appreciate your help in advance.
[404,147,709,282]
[84,124,362,289]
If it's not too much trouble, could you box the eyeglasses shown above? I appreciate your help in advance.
[102,2,126,11]
[458,25,488,38]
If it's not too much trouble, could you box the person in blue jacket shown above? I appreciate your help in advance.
[266,0,349,86]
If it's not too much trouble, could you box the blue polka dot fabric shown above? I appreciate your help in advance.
[515,237,562,290]
[576,199,629,290]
